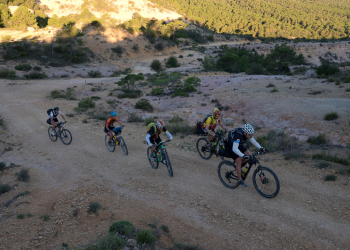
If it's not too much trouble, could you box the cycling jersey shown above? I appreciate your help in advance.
[48,110,61,119]
[105,117,119,128]
[202,116,220,131]
[146,123,173,145]
[225,128,261,158]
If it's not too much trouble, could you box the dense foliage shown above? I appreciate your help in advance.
[150,0,350,39]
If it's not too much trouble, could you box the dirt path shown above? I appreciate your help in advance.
[1,74,350,249]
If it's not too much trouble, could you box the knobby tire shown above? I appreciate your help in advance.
[60,129,72,145]
[48,127,58,142]
[105,134,116,152]
[252,166,280,198]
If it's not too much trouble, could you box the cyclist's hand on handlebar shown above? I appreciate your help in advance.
[210,131,215,136]
[260,147,266,153]
[122,124,125,127]
[243,155,250,160]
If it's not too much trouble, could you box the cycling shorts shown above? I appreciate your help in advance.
[47,118,58,125]
[224,140,247,160]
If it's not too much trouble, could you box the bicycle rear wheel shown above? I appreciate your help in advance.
[60,129,72,145]
[217,161,239,189]
[105,134,116,152]
[119,136,128,155]
[147,147,159,169]
[162,149,173,177]
[196,138,213,160]
[252,166,280,198]
[218,137,226,161]
[48,127,58,142]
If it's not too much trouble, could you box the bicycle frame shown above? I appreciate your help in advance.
[241,152,263,181]
[154,144,164,163]
[210,131,226,151]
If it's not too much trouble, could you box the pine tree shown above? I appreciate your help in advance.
[7,6,37,31]
[0,3,11,28]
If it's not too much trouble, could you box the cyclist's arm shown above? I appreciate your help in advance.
[165,131,173,140]
[60,114,66,121]
[145,134,153,145]
[117,121,123,127]
[232,141,245,158]
[204,124,215,136]
[50,112,55,124]
[249,137,262,149]
[218,119,227,131]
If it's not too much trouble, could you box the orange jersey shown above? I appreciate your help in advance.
[105,117,119,127]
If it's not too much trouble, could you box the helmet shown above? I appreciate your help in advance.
[54,107,59,111]
[157,119,164,129]
[110,111,117,117]
[214,108,221,117]
[243,124,254,135]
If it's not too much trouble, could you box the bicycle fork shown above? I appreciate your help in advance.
[258,170,268,184]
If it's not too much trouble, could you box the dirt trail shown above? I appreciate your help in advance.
[1,73,350,250]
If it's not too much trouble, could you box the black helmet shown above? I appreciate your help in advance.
[54,107,59,111]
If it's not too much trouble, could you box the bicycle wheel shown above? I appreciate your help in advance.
[252,166,280,198]
[105,134,116,152]
[162,149,173,177]
[217,161,240,189]
[60,129,72,145]
[147,146,159,169]
[48,127,58,142]
[218,137,226,161]
[196,138,213,160]
[119,136,128,155]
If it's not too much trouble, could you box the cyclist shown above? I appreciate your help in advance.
[105,111,124,145]
[47,107,66,135]
[146,119,173,159]
[224,124,265,187]
[203,108,228,149]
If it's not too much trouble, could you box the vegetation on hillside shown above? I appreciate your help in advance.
[150,0,350,39]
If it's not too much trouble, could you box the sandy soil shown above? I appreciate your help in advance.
[1,62,350,250]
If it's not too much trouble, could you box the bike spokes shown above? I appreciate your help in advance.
[218,161,240,189]
[253,167,280,198]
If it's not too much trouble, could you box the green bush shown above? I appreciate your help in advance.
[171,242,204,250]
[7,6,37,31]
[154,42,164,51]
[0,162,6,171]
[87,202,101,214]
[17,214,25,219]
[76,98,96,112]
[324,175,336,181]
[15,63,32,71]
[266,83,275,88]
[161,225,170,233]
[109,221,136,236]
[88,233,126,250]
[0,69,16,79]
[167,121,194,136]
[169,115,183,123]
[166,56,180,68]
[112,46,123,57]
[151,60,162,73]
[328,77,335,82]
[312,153,349,166]
[132,43,139,52]
[51,90,65,99]
[90,112,109,120]
[17,169,30,182]
[117,89,142,99]
[144,117,155,126]
[270,87,278,93]
[88,70,102,78]
[24,72,47,79]
[317,63,340,76]
[307,134,327,145]
[40,215,50,221]
[0,183,11,195]
[136,230,156,244]
[135,99,153,112]
[151,87,165,95]
[324,111,338,120]
[128,112,143,122]
[202,56,216,71]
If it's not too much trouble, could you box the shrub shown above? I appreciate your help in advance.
[15,63,32,71]
[171,242,204,250]
[40,215,50,221]
[161,225,170,233]
[169,115,183,123]
[76,98,95,112]
[132,43,139,52]
[151,60,162,73]
[308,91,322,95]
[90,112,109,120]
[88,70,102,78]
[270,87,278,92]
[266,83,275,88]
[316,161,330,169]
[91,233,126,249]
[136,230,156,244]
[0,69,16,79]
[128,112,143,122]
[307,134,327,145]
[151,87,165,95]
[0,162,6,171]
[154,42,164,51]
[87,202,101,214]
[17,214,25,219]
[0,183,11,195]
[51,90,65,99]
[324,111,338,120]
[324,175,336,181]
[167,122,194,136]
[17,169,30,182]
[135,99,153,112]
[166,56,180,68]
[24,72,47,79]
[117,89,142,99]
[317,63,340,76]
[109,221,136,236]
[312,153,349,166]
[179,55,183,58]
[112,46,123,57]
[144,117,154,126]
[328,77,335,82]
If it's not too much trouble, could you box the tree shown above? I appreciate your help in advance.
[0,3,11,28]
[117,74,145,90]
[7,6,37,31]
[35,10,48,28]
[150,60,162,73]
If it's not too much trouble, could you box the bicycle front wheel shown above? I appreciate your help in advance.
[252,166,280,198]
[196,138,212,160]
[119,136,128,155]
[147,147,159,169]
[48,127,58,142]
[217,161,239,189]
[60,129,72,145]
[162,149,173,177]
[105,134,116,152]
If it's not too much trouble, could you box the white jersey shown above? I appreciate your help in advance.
[48,110,61,119]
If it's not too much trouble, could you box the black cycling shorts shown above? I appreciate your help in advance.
[224,141,247,160]
[150,136,161,145]
[104,126,114,133]
[47,118,58,125]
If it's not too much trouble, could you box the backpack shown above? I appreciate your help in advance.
[47,108,54,115]
[194,115,211,135]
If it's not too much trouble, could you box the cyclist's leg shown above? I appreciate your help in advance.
[150,137,157,155]
[52,118,58,131]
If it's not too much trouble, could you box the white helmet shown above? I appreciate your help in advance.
[243,124,254,135]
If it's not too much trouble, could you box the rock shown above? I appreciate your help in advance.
[27,27,35,32]
[223,118,234,126]
[305,69,317,77]
[127,239,137,247]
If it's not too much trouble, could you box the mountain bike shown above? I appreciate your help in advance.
[217,151,280,198]
[147,140,173,177]
[196,131,227,160]
[48,121,72,145]
[105,127,128,155]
